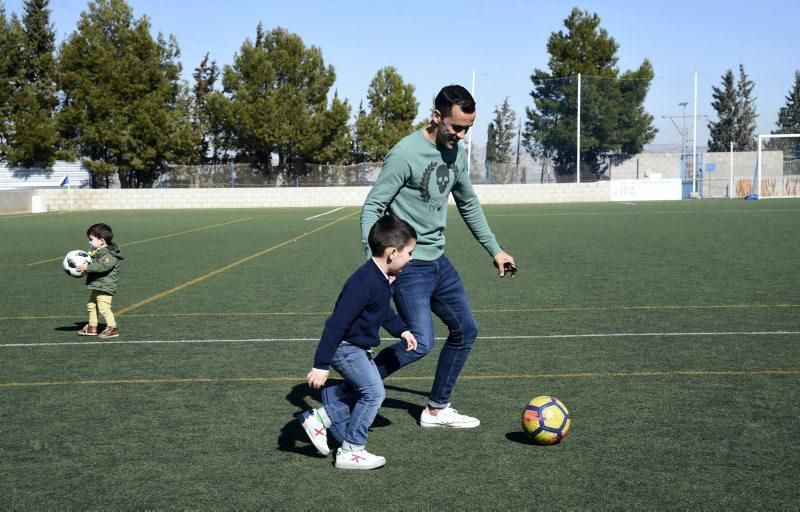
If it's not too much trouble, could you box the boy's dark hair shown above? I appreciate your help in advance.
[434,85,476,117]
[368,215,416,256]
[87,223,113,244]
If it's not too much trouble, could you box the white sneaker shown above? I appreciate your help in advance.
[299,409,330,456]
[420,407,480,428]
[334,448,386,470]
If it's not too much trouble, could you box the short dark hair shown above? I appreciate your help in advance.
[368,216,416,256]
[87,223,113,244]
[434,84,476,117]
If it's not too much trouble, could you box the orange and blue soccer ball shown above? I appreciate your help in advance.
[521,395,571,445]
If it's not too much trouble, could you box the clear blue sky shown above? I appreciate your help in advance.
[7,0,800,148]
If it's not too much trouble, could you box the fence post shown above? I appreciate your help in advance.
[576,73,581,184]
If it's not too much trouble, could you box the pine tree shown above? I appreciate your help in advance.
[313,91,351,165]
[707,69,737,152]
[774,71,800,134]
[523,8,655,181]
[354,66,418,161]
[708,65,758,152]
[768,70,800,164]
[0,5,24,161]
[3,0,59,168]
[220,25,350,173]
[735,64,757,150]
[58,0,197,187]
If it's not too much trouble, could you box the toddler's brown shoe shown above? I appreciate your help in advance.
[98,326,119,338]
[78,324,98,336]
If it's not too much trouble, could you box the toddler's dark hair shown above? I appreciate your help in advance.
[87,223,113,244]
[368,216,416,256]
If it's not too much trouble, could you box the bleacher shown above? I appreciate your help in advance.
[0,161,91,190]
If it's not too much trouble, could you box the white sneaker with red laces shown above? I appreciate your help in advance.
[334,448,386,470]
[299,409,330,456]
[420,406,480,428]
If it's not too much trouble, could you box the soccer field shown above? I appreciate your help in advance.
[1,200,799,509]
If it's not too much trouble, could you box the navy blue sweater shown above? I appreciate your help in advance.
[312,259,408,371]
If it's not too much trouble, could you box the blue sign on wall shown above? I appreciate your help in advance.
[706,163,716,172]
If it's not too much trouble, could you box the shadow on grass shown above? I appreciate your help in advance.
[505,431,534,445]
[278,382,330,457]
[54,322,86,332]
[279,381,428,456]
[382,383,427,423]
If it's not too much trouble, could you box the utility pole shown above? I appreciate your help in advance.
[662,102,707,183]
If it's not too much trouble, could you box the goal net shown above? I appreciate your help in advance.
[749,134,800,198]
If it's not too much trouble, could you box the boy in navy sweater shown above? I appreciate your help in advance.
[299,215,418,470]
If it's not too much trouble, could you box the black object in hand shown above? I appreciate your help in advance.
[493,261,517,278]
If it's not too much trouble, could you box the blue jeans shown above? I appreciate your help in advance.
[323,255,478,443]
[321,343,385,451]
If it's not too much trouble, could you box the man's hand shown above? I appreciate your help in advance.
[306,368,329,389]
[493,251,517,278]
[401,331,417,351]
[75,261,88,273]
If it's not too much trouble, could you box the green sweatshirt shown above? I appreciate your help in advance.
[361,129,502,261]
[85,242,124,295]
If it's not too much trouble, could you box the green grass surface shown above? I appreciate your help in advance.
[1,200,799,509]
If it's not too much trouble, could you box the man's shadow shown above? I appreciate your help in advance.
[278,380,427,457]
[382,383,427,418]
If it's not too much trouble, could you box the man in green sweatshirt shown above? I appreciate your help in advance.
[322,85,516,436]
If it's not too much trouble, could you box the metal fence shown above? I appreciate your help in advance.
[159,162,383,188]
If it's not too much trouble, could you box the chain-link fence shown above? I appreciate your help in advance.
[152,72,799,197]
[472,71,800,197]
[158,162,383,188]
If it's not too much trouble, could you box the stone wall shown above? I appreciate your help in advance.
[0,189,36,214]
[610,151,784,198]
[30,182,612,212]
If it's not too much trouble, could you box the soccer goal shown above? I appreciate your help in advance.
[753,133,800,198]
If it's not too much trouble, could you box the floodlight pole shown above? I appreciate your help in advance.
[757,134,763,198]
[692,71,698,195]
[576,73,581,184]
[467,69,475,177]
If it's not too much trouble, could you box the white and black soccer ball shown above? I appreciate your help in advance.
[63,250,91,278]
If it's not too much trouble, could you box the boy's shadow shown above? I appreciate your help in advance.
[278,381,427,457]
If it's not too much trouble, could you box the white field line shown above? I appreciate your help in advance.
[1,331,798,348]
[488,209,800,218]
[304,207,345,221]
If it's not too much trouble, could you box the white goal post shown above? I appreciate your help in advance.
[756,133,800,198]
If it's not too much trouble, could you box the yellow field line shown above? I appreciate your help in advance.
[115,211,359,316]
[2,370,798,388]
[2,302,798,322]
[25,217,255,266]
